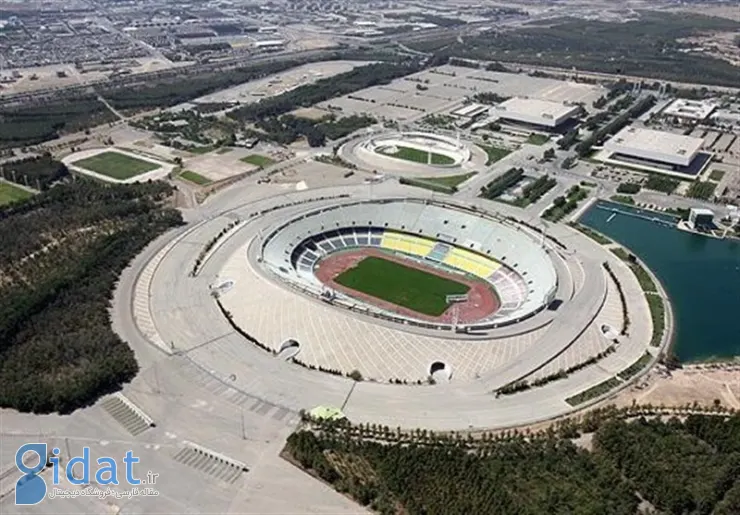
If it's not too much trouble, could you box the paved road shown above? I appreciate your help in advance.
[116,180,654,431]
[0,174,660,515]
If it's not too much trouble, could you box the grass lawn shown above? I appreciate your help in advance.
[618,352,653,381]
[187,145,218,155]
[646,294,665,347]
[240,154,276,167]
[570,223,611,245]
[610,195,636,205]
[709,169,725,182]
[645,175,679,194]
[382,146,455,166]
[73,151,160,180]
[334,256,469,316]
[611,247,630,261]
[479,144,511,165]
[566,377,621,406]
[629,262,657,293]
[216,147,233,155]
[0,182,34,205]
[416,172,476,188]
[526,134,550,145]
[686,181,716,200]
[179,170,211,185]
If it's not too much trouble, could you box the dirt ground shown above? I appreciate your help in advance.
[290,107,331,121]
[614,364,740,410]
[669,5,740,22]
[468,363,740,437]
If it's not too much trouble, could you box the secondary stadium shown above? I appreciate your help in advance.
[341,131,488,176]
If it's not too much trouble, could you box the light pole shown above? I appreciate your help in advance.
[241,409,246,440]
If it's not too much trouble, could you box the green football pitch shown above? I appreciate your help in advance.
[240,154,276,168]
[334,256,469,316]
[0,182,34,206]
[382,146,455,166]
[72,151,160,180]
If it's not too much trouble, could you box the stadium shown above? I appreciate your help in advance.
[128,183,657,430]
[342,131,487,176]
[259,199,557,329]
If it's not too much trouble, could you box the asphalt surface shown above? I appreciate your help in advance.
[116,180,654,433]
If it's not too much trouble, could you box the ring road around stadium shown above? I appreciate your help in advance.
[126,183,657,431]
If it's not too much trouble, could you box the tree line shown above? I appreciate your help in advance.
[227,61,421,124]
[575,95,656,157]
[0,55,336,148]
[479,167,524,200]
[0,180,183,413]
[99,57,320,112]
[249,114,376,147]
[414,12,740,87]
[0,153,69,190]
[285,412,740,515]
[0,96,117,149]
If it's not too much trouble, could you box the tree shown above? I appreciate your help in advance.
[617,182,640,194]
[286,415,740,514]
[659,351,682,370]
[306,129,326,148]
[0,181,182,414]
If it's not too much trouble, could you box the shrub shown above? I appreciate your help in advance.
[617,183,641,194]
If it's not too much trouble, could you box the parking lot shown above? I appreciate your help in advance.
[317,65,607,123]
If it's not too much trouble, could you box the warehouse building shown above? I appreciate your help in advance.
[254,39,286,50]
[491,97,580,131]
[661,99,716,122]
[450,103,489,127]
[600,126,712,179]
[451,103,489,120]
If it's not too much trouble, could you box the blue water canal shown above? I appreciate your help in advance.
[579,200,740,362]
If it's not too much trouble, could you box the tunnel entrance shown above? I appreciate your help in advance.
[278,339,300,360]
[429,361,452,383]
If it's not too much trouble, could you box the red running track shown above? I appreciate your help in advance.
[313,247,500,324]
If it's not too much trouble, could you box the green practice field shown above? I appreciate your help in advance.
[526,134,550,145]
[480,144,511,165]
[334,256,469,316]
[179,170,211,185]
[240,154,276,167]
[416,172,476,188]
[0,182,34,206]
[72,151,161,180]
[382,146,455,166]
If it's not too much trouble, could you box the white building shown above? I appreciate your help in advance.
[450,103,489,120]
[711,106,740,129]
[254,39,286,49]
[604,126,703,167]
[662,99,716,121]
[688,208,714,229]
[492,97,579,128]
[599,126,711,179]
